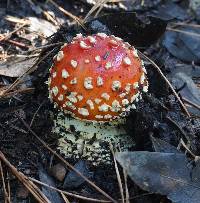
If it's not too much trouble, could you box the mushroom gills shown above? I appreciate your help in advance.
[53,112,135,165]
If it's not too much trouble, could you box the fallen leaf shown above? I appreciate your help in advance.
[152,0,188,20]
[63,160,92,189]
[116,151,200,203]
[38,164,63,203]
[163,27,200,62]
[28,17,58,37]
[168,69,200,116]
[0,56,37,77]
[151,136,181,153]
[190,0,200,20]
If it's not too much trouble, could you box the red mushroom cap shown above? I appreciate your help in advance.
[48,33,148,122]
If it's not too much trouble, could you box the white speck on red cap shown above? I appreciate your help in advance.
[105,62,112,70]
[67,93,78,103]
[122,99,129,106]
[70,78,77,85]
[140,73,145,84]
[62,84,67,90]
[58,94,64,101]
[111,100,121,112]
[62,69,69,78]
[85,59,90,64]
[80,41,91,49]
[77,95,83,101]
[97,76,103,86]
[143,85,148,93]
[125,83,131,93]
[52,86,59,96]
[98,103,109,112]
[78,108,89,116]
[86,100,94,110]
[133,49,139,57]
[52,72,57,78]
[95,98,102,104]
[84,77,93,89]
[97,33,107,39]
[70,60,78,68]
[112,81,121,91]
[56,51,64,61]
[123,57,131,65]
[95,115,104,119]
[95,55,101,62]
[133,82,139,89]
[88,36,96,44]
[101,93,110,101]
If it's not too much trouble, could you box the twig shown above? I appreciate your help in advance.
[182,97,200,111]
[26,0,59,26]
[7,171,11,203]
[139,51,191,117]
[27,42,64,53]
[161,174,200,189]
[110,143,125,203]
[8,39,30,49]
[1,88,35,98]
[171,22,200,28]
[166,116,191,141]
[9,124,28,134]
[84,0,109,22]
[1,54,37,64]
[123,170,130,203]
[5,15,29,24]
[48,0,86,29]
[60,192,70,203]
[95,0,109,17]
[43,9,59,26]
[180,138,196,158]
[0,151,51,203]
[18,116,117,203]
[3,54,39,58]
[1,37,31,49]
[167,117,196,158]
[29,177,110,203]
[30,101,45,127]
[0,23,27,42]
[167,27,200,38]
[0,161,10,203]
[23,27,47,39]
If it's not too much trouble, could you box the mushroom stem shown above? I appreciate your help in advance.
[53,112,135,165]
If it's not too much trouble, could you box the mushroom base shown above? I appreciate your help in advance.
[53,112,135,165]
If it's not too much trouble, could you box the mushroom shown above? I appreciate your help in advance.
[48,33,148,165]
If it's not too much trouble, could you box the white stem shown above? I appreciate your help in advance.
[53,112,135,165]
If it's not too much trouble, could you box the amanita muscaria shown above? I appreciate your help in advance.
[48,33,148,165]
